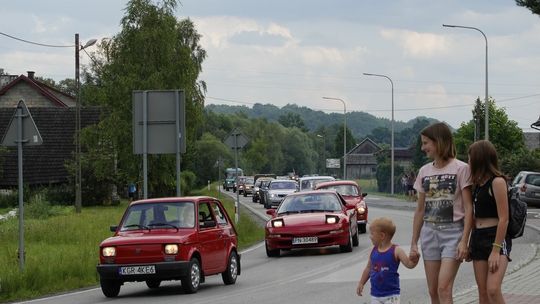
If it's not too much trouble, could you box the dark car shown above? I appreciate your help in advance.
[511,171,540,206]
[258,179,273,206]
[253,177,274,203]
[96,197,240,297]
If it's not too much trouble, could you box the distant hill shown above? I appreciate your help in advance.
[205,103,438,140]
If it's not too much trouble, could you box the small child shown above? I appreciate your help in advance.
[356,217,419,304]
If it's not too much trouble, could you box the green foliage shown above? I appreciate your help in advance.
[375,160,405,193]
[180,170,197,195]
[0,191,17,209]
[501,148,540,178]
[278,112,308,132]
[516,0,540,15]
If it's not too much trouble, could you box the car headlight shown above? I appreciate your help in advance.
[102,247,116,257]
[270,193,276,198]
[326,215,339,224]
[164,244,179,255]
[357,207,366,214]
[272,219,284,228]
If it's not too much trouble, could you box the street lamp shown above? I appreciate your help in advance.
[75,33,97,213]
[316,134,325,174]
[322,97,347,179]
[443,24,489,140]
[532,116,540,131]
[363,73,395,195]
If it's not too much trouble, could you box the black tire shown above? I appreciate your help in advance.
[265,241,280,257]
[243,191,247,197]
[222,251,239,285]
[358,223,367,234]
[100,279,121,298]
[145,280,161,289]
[181,257,201,294]
[226,187,229,191]
[352,229,359,247]
[340,228,353,253]
[252,196,257,202]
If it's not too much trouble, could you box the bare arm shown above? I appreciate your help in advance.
[396,246,419,269]
[489,177,510,272]
[410,191,425,258]
[356,258,371,296]
[457,186,473,261]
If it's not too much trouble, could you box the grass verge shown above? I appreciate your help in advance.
[0,184,264,303]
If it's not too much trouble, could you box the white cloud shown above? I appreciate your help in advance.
[380,29,449,58]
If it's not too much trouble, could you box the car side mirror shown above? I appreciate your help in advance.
[200,220,216,228]
[362,193,368,198]
[266,209,276,217]
[110,225,118,232]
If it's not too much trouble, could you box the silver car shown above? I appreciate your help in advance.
[511,171,540,206]
[264,180,298,209]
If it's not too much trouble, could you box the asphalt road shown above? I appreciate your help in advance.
[14,191,539,304]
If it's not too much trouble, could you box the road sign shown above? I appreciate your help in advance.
[225,129,249,149]
[1,100,43,147]
[326,158,341,169]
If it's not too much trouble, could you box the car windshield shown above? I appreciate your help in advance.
[319,184,359,196]
[270,181,297,190]
[525,174,540,185]
[245,177,254,184]
[301,178,334,190]
[277,193,342,214]
[121,202,195,230]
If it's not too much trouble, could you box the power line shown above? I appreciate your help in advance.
[0,31,74,48]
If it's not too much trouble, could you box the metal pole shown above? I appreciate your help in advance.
[75,33,82,213]
[175,91,181,197]
[442,24,488,140]
[363,73,395,194]
[322,97,346,179]
[16,105,25,271]
[234,132,239,223]
[143,91,148,199]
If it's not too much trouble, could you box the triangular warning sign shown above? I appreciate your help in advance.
[1,99,43,147]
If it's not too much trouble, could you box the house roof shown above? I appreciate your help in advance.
[349,137,381,155]
[0,74,73,108]
[0,107,101,187]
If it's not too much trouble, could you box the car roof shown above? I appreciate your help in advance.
[298,176,335,181]
[130,196,216,206]
[315,180,359,189]
[285,189,338,197]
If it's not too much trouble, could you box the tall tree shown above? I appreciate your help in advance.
[516,0,540,15]
[81,0,207,198]
[278,112,308,132]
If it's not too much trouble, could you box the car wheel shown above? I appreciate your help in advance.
[181,257,201,294]
[252,196,256,202]
[145,280,161,289]
[222,251,239,285]
[352,229,359,247]
[226,187,229,191]
[100,279,121,298]
[265,241,280,257]
[358,223,367,234]
[340,228,353,253]
[244,191,247,197]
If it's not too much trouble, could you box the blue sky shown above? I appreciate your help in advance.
[1,0,539,131]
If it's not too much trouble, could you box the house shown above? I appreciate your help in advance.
[524,132,540,151]
[0,71,100,188]
[345,137,415,179]
[0,71,75,108]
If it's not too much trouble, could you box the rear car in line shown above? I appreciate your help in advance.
[511,171,540,206]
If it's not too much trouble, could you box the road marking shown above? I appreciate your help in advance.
[13,288,100,303]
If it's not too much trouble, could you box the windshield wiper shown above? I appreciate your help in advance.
[299,209,332,213]
[122,224,149,231]
[147,222,179,230]
[277,210,300,215]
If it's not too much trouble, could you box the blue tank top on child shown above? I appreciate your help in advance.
[369,244,400,297]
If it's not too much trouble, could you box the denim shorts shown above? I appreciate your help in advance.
[420,221,464,260]
[469,226,512,261]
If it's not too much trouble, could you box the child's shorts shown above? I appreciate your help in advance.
[469,226,512,261]
[420,221,464,260]
[371,294,400,304]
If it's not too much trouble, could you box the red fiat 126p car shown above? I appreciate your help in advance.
[315,180,368,233]
[265,190,359,257]
[96,197,240,297]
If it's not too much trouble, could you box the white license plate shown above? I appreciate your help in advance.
[292,237,318,245]
[119,265,156,275]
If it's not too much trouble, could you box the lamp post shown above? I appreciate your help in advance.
[75,33,97,213]
[532,116,540,131]
[316,134,325,175]
[322,97,347,179]
[363,73,395,195]
[443,24,489,140]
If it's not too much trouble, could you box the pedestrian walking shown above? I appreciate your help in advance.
[407,172,416,201]
[468,140,511,304]
[409,122,473,303]
[357,217,419,303]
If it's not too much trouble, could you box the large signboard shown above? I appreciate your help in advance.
[133,90,185,154]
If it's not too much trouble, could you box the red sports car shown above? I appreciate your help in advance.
[315,180,368,233]
[265,190,359,257]
[96,197,240,297]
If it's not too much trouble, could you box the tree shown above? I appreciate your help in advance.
[278,112,308,132]
[81,0,207,199]
[516,0,540,15]
[192,133,232,185]
[334,125,356,157]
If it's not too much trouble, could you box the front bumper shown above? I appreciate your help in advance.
[265,230,349,250]
[96,261,190,282]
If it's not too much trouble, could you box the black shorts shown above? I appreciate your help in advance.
[469,226,511,261]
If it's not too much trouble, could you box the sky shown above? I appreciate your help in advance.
[1,0,539,131]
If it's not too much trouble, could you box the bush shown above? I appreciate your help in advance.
[44,184,74,206]
[0,191,17,209]
[24,194,51,219]
[181,170,197,195]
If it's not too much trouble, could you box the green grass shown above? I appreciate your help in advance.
[356,178,412,201]
[0,184,265,303]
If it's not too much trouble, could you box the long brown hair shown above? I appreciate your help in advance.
[468,140,504,185]
[420,122,455,161]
